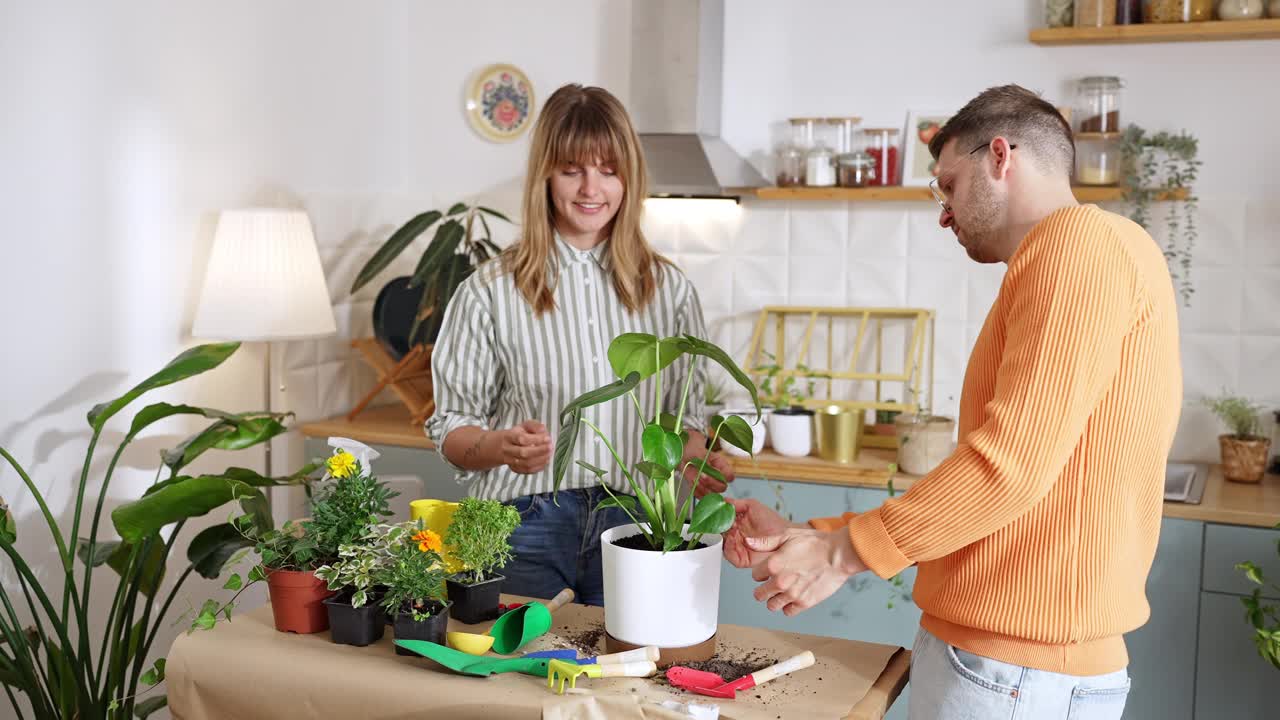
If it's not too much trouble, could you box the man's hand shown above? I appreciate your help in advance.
[681,431,734,497]
[497,420,552,474]
[746,528,866,616]
[722,497,799,569]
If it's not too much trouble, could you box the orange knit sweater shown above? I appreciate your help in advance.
[811,204,1182,676]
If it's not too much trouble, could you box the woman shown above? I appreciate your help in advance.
[426,84,733,606]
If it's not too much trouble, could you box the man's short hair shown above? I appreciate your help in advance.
[928,85,1075,177]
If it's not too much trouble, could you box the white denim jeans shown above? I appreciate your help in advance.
[908,628,1131,720]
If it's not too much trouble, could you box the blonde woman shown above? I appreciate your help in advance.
[426,84,733,605]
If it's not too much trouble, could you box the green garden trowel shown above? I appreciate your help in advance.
[394,639,554,678]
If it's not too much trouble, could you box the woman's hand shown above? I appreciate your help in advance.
[721,497,796,569]
[497,420,552,474]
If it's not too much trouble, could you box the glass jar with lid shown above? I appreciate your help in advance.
[1075,133,1123,186]
[1075,0,1118,25]
[862,127,901,186]
[833,117,874,188]
[1117,0,1143,22]
[1074,76,1124,135]
[1046,0,1076,26]
[1218,0,1265,19]
[775,118,810,187]
[1143,0,1214,21]
[803,118,837,187]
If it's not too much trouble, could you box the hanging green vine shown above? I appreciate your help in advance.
[1120,126,1201,307]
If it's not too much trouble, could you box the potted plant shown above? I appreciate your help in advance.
[1204,392,1271,484]
[553,332,760,656]
[443,498,522,624]
[0,342,314,718]
[757,354,828,458]
[1121,125,1200,307]
[258,447,398,634]
[349,203,512,354]
[375,521,452,655]
[1235,524,1280,670]
[870,401,901,436]
[315,526,392,646]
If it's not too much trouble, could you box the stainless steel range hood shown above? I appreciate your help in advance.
[630,0,766,198]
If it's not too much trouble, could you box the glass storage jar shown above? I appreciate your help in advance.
[1074,76,1124,134]
[1218,0,1265,19]
[775,118,810,187]
[1117,0,1144,21]
[837,151,877,188]
[803,118,837,187]
[1143,0,1214,21]
[1075,0,1118,25]
[1271,0,1280,17]
[862,127,900,186]
[1075,133,1123,186]
[1046,0,1076,26]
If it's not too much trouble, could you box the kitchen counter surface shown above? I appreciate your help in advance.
[300,406,1280,529]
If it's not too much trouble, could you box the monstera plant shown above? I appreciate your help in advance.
[0,343,316,719]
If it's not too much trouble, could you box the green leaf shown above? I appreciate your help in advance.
[134,696,168,719]
[411,252,473,346]
[239,491,273,535]
[558,372,642,427]
[552,409,582,493]
[140,658,166,686]
[674,336,761,416]
[634,461,672,481]
[662,531,684,552]
[107,536,167,598]
[187,523,255,579]
[350,210,442,293]
[712,414,755,456]
[248,565,267,583]
[76,537,121,567]
[0,497,13,544]
[128,402,237,438]
[689,493,736,536]
[88,343,240,432]
[685,458,726,485]
[160,414,292,475]
[222,573,243,591]
[194,611,216,631]
[114,477,267,542]
[478,206,512,223]
[408,219,465,290]
[642,425,683,469]
[1237,561,1265,586]
[446,202,468,216]
[576,460,607,478]
[607,334,684,381]
[596,495,637,513]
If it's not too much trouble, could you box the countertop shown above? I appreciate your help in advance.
[300,405,1280,529]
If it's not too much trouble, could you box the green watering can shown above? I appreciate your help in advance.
[394,639,553,678]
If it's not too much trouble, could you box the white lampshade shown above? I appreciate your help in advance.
[192,209,337,341]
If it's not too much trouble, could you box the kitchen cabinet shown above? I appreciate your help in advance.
[1196,591,1280,719]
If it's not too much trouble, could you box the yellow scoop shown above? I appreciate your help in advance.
[446,588,574,656]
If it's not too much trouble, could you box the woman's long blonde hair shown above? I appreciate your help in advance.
[504,83,666,315]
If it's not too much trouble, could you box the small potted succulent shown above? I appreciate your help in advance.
[757,354,827,457]
[257,446,397,634]
[1204,392,1271,484]
[378,520,451,655]
[315,527,391,646]
[443,498,521,624]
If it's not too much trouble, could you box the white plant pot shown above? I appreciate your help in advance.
[768,409,814,457]
[600,524,723,648]
[718,408,767,457]
[895,414,957,476]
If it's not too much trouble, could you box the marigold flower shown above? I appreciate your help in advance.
[413,529,442,553]
[325,450,357,479]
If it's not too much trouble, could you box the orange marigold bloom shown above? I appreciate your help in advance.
[413,529,442,553]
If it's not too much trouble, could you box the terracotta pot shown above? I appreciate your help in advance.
[266,568,334,634]
[1220,435,1271,484]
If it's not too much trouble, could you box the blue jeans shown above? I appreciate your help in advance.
[500,488,634,606]
[909,628,1130,720]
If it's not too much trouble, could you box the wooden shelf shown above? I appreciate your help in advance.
[751,186,1187,203]
[1030,18,1280,46]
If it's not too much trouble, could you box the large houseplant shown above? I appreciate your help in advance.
[442,498,521,624]
[1121,125,1201,307]
[552,332,760,654]
[349,203,511,349]
[0,342,315,719]
[1204,392,1271,484]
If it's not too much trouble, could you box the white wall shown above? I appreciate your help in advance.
[0,1,630,716]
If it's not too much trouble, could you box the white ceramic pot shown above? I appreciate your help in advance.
[601,525,723,648]
[718,407,767,457]
[895,414,957,476]
[767,409,814,457]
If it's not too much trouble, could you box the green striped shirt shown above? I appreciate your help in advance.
[426,237,709,501]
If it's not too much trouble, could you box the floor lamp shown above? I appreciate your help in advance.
[192,209,336,519]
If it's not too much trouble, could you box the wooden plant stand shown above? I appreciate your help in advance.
[348,338,435,426]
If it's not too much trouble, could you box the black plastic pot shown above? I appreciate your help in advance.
[324,590,386,647]
[446,574,505,625]
[393,600,451,655]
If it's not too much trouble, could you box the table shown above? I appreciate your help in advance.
[167,597,911,720]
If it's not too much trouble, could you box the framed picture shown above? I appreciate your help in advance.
[465,64,535,143]
[902,111,953,187]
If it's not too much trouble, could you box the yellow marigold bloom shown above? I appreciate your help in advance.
[325,450,357,479]
[413,529,442,553]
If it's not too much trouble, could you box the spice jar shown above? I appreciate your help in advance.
[775,118,810,187]
[803,118,837,187]
[1075,0,1118,25]
[1143,0,1214,21]
[1271,0,1280,17]
[862,127,900,186]
[1075,133,1123,186]
[1074,76,1124,134]
[1218,0,1265,18]
[1117,0,1143,21]
[1046,0,1076,25]
[837,152,877,188]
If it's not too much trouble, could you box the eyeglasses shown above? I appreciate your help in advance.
[928,141,1017,212]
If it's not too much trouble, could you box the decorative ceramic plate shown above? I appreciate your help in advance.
[465,64,534,143]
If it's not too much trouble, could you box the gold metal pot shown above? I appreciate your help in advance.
[815,405,864,464]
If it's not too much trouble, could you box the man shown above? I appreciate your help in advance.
[723,85,1182,719]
